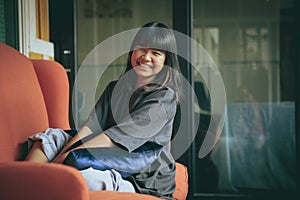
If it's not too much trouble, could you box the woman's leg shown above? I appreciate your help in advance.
[51,126,92,163]
[80,167,135,192]
[25,141,49,162]
[53,130,116,164]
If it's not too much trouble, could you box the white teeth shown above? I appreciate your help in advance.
[138,63,152,68]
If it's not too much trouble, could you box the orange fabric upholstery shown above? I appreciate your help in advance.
[31,60,70,130]
[0,42,188,200]
[89,191,161,200]
[0,162,89,200]
[174,162,189,200]
[0,43,49,161]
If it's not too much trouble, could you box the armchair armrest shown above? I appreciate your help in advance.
[0,162,89,200]
[174,162,189,200]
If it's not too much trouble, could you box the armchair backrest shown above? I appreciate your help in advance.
[0,43,70,161]
[31,60,70,130]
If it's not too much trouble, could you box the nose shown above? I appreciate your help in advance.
[142,51,152,62]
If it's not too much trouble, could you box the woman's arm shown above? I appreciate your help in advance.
[62,126,93,152]
[26,126,92,163]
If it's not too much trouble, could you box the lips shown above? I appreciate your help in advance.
[136,62,153,70]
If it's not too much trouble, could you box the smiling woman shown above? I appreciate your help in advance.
[26,21,184,199]
[131,46,166,87]
[123,22,182,102]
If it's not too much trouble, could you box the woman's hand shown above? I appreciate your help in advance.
[52,152,69,163]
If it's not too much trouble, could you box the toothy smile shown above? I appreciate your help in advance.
[137,62,153,69]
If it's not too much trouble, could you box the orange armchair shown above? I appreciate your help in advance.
[0,42,188,200]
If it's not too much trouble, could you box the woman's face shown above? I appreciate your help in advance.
[131,45,166,84]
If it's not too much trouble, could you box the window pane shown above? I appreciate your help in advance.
[0,0,18,48]
[0,0,5,43]
[192,0,296,194]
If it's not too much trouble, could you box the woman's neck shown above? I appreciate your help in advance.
[136,77,155,88]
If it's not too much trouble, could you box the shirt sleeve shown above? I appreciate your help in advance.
[105,88,176,152]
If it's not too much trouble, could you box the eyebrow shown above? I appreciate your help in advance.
[135,45,166,53]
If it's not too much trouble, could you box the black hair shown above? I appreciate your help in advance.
[122,22,182,103]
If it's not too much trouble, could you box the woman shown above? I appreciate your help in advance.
[26,22,182,199]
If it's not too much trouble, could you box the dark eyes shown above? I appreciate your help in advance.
[152,51,162,56]
[135,47,163,56]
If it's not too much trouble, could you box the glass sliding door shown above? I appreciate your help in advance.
[192,0,296,198]
[65,0,298,198]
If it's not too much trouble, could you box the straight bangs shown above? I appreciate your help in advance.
[130,27,176,54]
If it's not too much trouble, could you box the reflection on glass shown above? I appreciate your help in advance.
[193,0,296,194]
